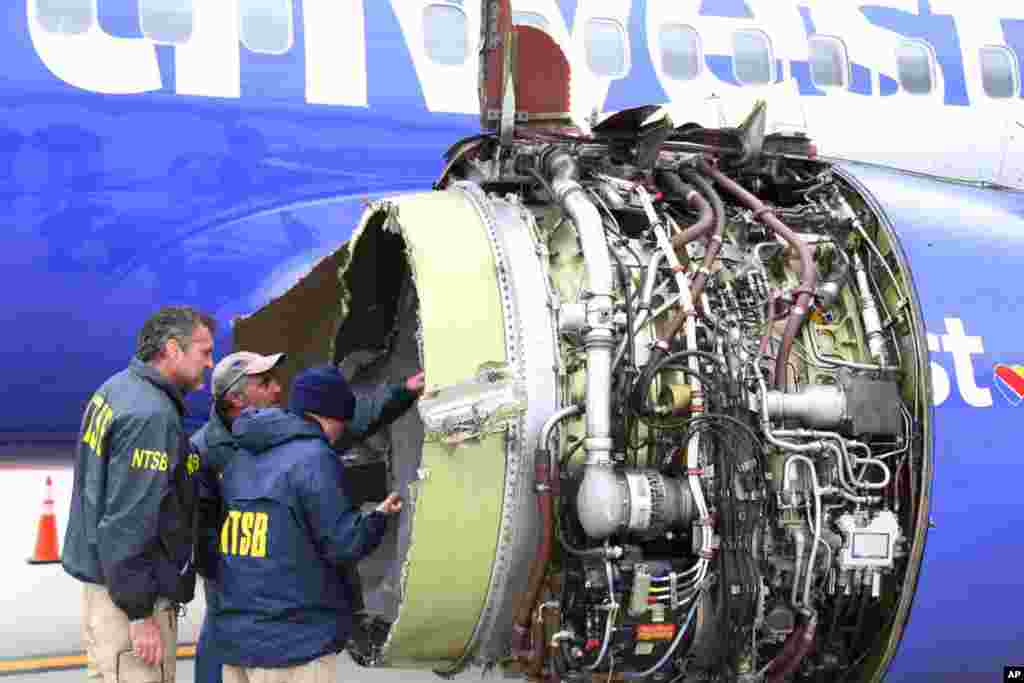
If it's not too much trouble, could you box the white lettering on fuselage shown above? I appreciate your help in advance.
[929,317,993,408]
[25,0,1024,113]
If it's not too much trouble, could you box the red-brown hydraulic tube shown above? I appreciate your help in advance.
[657,171,715,251]
[679,166,729,324]
[655,170,720,344]
[696,159,818,389]
[765,623,804,676]
[511,457,554,662]
[766,613,818,683]
[528,605,546,680]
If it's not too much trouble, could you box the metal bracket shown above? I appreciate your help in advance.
[516,111,573,123]
[418,363,527,446]
[499,28,517,147]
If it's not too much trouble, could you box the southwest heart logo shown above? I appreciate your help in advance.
[994,364,1024,406]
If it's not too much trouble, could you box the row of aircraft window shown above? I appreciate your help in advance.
[37,0,1022,100]
[506,8,1023,100]
[37,0,294,54]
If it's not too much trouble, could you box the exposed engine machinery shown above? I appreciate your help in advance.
[407,104,925,683]
[317,102,927,682]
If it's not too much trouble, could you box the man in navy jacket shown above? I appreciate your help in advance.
[193,356,422,683]
[211,365,406,683]
[63,306,215,683]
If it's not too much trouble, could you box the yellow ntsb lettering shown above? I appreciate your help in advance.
[220,510,269,558]
[130,449,169,472]
[82,395,114,457]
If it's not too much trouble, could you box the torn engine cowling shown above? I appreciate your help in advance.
[239,110,929,683]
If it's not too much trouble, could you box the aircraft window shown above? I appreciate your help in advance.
[809,35,848,89]
[140,0,193,45]
[512,11,550,33]
[980,46,1018,99]
[424,3,468,65]
[659,24,701,81]
[732,29,773,85]
[239,0,294,55]
[585,18,628,78]
[896,40,933,95]
[35,0,95,35]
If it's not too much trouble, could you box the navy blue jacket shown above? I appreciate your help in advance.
[63,358,200,620]
[192,381,416,584]
[210,407,388,668]
[191,382,416,681]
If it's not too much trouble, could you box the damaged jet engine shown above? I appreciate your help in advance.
[233,111,930,683]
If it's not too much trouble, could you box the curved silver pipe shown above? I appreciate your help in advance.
[784,455,823,608]
[835,488,881,505]
[834,440,891,491]
[823,442,857,497]
[779,430,887,498]
[546,150,614,466]
[854,458,891,489]
[790,525,807,607]
[846,439,892,489]
[541,405,584,476]
[823,443,880,504]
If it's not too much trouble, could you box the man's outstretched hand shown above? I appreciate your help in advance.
[405,371,425,395]
[375,493,403,515]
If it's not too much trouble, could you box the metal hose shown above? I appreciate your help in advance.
[699,159,817,390]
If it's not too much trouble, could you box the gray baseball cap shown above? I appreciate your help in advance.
[212,351,286,400]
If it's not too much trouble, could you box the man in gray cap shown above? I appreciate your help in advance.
[191,352,425,683]
[191,351,288,683]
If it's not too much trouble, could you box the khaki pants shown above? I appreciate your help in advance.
[222,654,337,683]
[82,583,178,683]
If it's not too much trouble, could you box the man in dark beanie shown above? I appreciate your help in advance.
[208,365,408,683]
[289,365,358,430]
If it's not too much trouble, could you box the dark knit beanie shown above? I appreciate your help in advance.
[288,365,356,421]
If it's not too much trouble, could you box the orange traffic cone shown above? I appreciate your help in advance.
[27,476,61,565]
